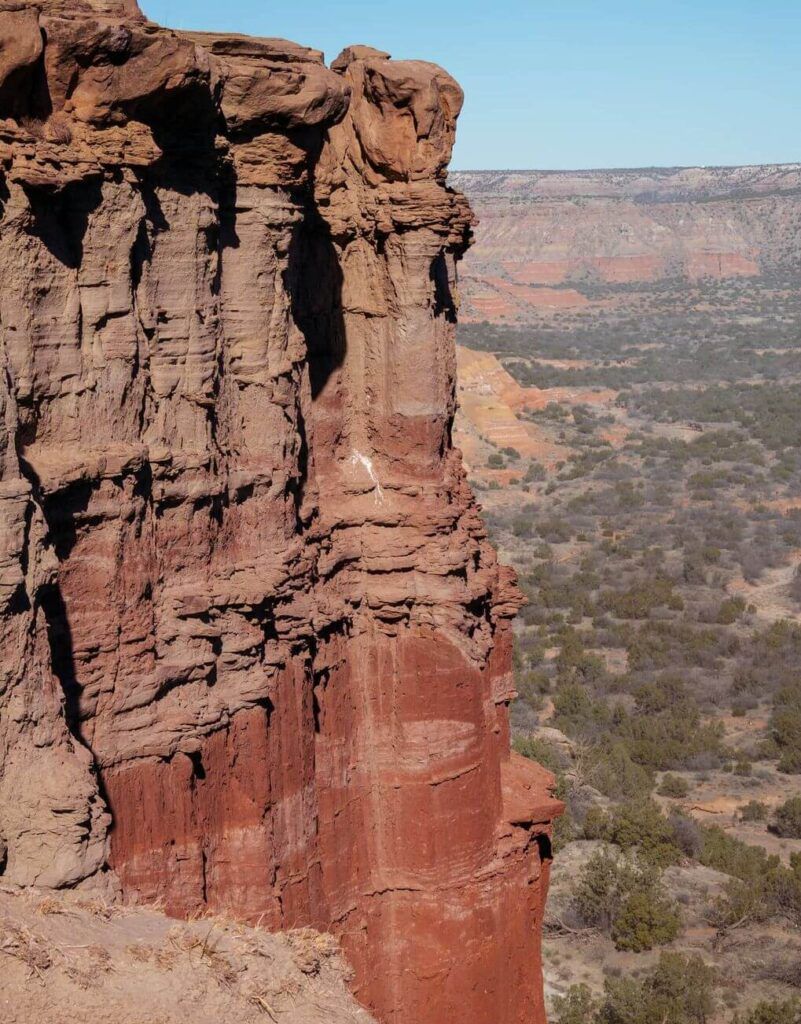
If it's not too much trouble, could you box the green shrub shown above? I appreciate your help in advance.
[512,516,534,537]
[512,735,566,775]
[708,877,773,930]
[605,799,682,866]
[734,999,801,1024]
[699,826,801,927]
[537,517,573,543]
[777,853,801,924]
[658,774,691,799]
[770,676,801,774]
[597,952,715,1024]
[588,743,654,802]
[612,677,724,771]
[739,800,768,822]
[612,883,681,952]
[772,796,801,838]
[553,680,610,729]
[574,849,626,931]
[515,669,550,706]
[700,825,777,881]
[553,984,598,1024]
[524,460,547,482]
[596,577,683,620]
[716,596,747,624]
[582,806,611,841]
[573,849,681,951]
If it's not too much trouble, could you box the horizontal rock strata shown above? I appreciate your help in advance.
[0,3,562,1022]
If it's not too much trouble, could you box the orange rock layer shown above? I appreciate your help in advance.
[0,4,561,1024]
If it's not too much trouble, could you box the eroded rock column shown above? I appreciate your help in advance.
[0,7,561,1024]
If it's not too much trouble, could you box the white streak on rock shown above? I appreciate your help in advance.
[350,450,384,505]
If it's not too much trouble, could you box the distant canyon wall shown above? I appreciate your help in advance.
[450,165,801,320]
[0,3,561,1023]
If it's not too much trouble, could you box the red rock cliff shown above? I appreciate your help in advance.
[0,3,562,1022]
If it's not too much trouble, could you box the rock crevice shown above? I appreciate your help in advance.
[0,3,562,1022]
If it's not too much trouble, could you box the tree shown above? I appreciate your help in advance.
[604,798,682,866]
[772,797,801,839]
[658,774,690,799]
[597,953,715,1024]
[612,880,681,952]
[739,800,768,822]
[588,742,654,801]
[573,850,681,951]
[574,849,625,931]
[553,984,598,1024]
[735,999,801,1024]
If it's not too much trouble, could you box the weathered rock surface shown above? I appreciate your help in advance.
[0,3,561,1024]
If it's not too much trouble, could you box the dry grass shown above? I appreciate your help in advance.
[36,895,74,917]
[286,928,340,976]
[86,944,113,970]
[165,924,240,986]
[153,946,180,970]
[0,918,53,977]
[18,115,45,140]
[44,115,73,145]
[73,896,116,919]
[248,991,279,1020]
[126,941,154,963]
[0,890,369,1024]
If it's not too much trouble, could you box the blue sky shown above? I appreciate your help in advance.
[141,0,801,170]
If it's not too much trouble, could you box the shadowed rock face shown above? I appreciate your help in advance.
[0,3,562,1022]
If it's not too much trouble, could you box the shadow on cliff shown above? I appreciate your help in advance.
[283,152,347,516]
[24,178,104,269]
[15,450,91,743]
[286,194,346,402]
[431,251,458,324]
[38,480,93,741]
[39,582,83,736]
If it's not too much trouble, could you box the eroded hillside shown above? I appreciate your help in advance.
[450,165,801,320]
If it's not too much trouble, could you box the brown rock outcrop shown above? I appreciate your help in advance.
[0,4,562,1023]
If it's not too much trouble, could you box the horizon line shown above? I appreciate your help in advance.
[449,160,801,174]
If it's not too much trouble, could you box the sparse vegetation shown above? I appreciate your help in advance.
[735,999,801,1024]
[457,190,801,1020]
[554,953,716,1024]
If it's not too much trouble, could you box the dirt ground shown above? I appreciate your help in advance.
[0,886,373,1024]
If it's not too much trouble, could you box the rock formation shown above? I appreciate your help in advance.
[0,3,562,1023]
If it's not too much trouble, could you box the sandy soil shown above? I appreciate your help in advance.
[0,887,372,1024]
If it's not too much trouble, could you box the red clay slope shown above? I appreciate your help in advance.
[0,5,562,1024]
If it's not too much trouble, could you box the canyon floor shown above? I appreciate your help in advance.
[453,164,801,1022]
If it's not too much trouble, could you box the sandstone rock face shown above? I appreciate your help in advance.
[0,4,562,1023]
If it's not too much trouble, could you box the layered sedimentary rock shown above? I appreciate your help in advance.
[0,4,562,1023]
[450,166,801,320]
